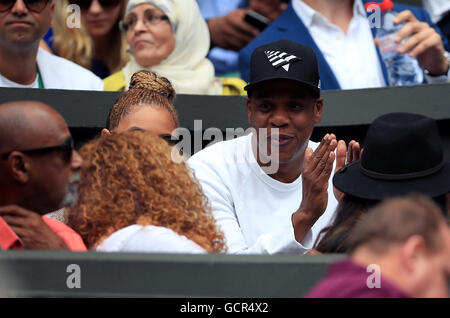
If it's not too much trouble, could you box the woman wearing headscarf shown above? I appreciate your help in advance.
[104,0,245,95]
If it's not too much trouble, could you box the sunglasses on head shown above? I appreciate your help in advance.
[0,0,51,13]
[1,136,74,163]
[69,0,121,11]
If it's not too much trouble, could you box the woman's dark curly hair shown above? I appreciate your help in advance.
[67,130,226,252]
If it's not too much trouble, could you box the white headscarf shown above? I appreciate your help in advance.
[122,0,222,95]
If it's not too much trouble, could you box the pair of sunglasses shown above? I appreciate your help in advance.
[128,127,179,147]
[159,134,179,147]
[1,136,74,163]
[0,0,50,13]
[69,0,121,11]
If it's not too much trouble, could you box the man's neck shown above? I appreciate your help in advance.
[351,246,413,297]
[302,0,355,34]
[252,135,305,183]
[0,43,40,85]
[260,156,304,183]
[268,163,303,183]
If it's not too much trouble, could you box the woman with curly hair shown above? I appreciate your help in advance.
[102,70,178,142]
[67,130,226,253]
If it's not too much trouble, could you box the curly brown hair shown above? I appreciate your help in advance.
[107,70,179,130]
[67,130,226,252]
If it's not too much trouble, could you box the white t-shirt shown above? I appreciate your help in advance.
[0,73,39,88]
[0,48,104,90]
[187,133,338,255]
[423,0,450,23]
[96,224,206,254]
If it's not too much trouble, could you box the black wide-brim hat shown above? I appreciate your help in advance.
[244,40,321,97]
[333,113,450,201]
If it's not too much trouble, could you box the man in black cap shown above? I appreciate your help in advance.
[188,40,359,254]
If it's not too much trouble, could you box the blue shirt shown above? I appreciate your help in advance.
[196,0,249,75]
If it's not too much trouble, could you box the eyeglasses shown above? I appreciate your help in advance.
[0,0,51,13]
[119,11,169,31]
[69,0,121,11]
[1,136,75,163]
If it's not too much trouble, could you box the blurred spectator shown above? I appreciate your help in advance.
[102,70,178,139]
[44,0,129,79]
[0,101,86,251]
[239,0,450,90]
[307,194,450,298]
[188,40,358,254]
[67,130,226,253]
[314,112,450,254]
[0,0,103,90]
[423,0,450,44]
[103,0,246,95]
[197,0,288,76]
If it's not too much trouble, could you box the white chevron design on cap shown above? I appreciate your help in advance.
[265,50,301,72]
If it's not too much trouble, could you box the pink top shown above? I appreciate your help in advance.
[0,216,86,251]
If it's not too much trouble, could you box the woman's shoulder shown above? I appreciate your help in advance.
[103,70,126,92]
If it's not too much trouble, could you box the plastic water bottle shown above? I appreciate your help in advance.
[365,0,421,86]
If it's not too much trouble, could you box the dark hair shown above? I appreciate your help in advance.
[347,194,447,255]
[106,70,178,131]
[314,193,448,254]
[314,194,379,253]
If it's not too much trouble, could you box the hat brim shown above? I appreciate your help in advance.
[244,78,320,97]
[333,160,450,201]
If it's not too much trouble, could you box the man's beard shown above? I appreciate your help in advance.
[60,171,80,208]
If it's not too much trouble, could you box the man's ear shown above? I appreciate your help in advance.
[8,153,29,184]
[400,235,427,273]
[314,97,324,125]
[50,0,55,15]
[101,128,111,136]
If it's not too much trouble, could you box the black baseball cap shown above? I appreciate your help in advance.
[244,40,321,97]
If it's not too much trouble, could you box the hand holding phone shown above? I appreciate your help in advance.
[244,10,271,31]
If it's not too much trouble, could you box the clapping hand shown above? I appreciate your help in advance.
[292,134,337,243]
[333,140,362,201]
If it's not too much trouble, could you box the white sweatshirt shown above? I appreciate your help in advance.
[188,133,338,254]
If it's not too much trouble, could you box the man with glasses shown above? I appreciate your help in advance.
[0,101,86,251]
[0,0,103,90]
